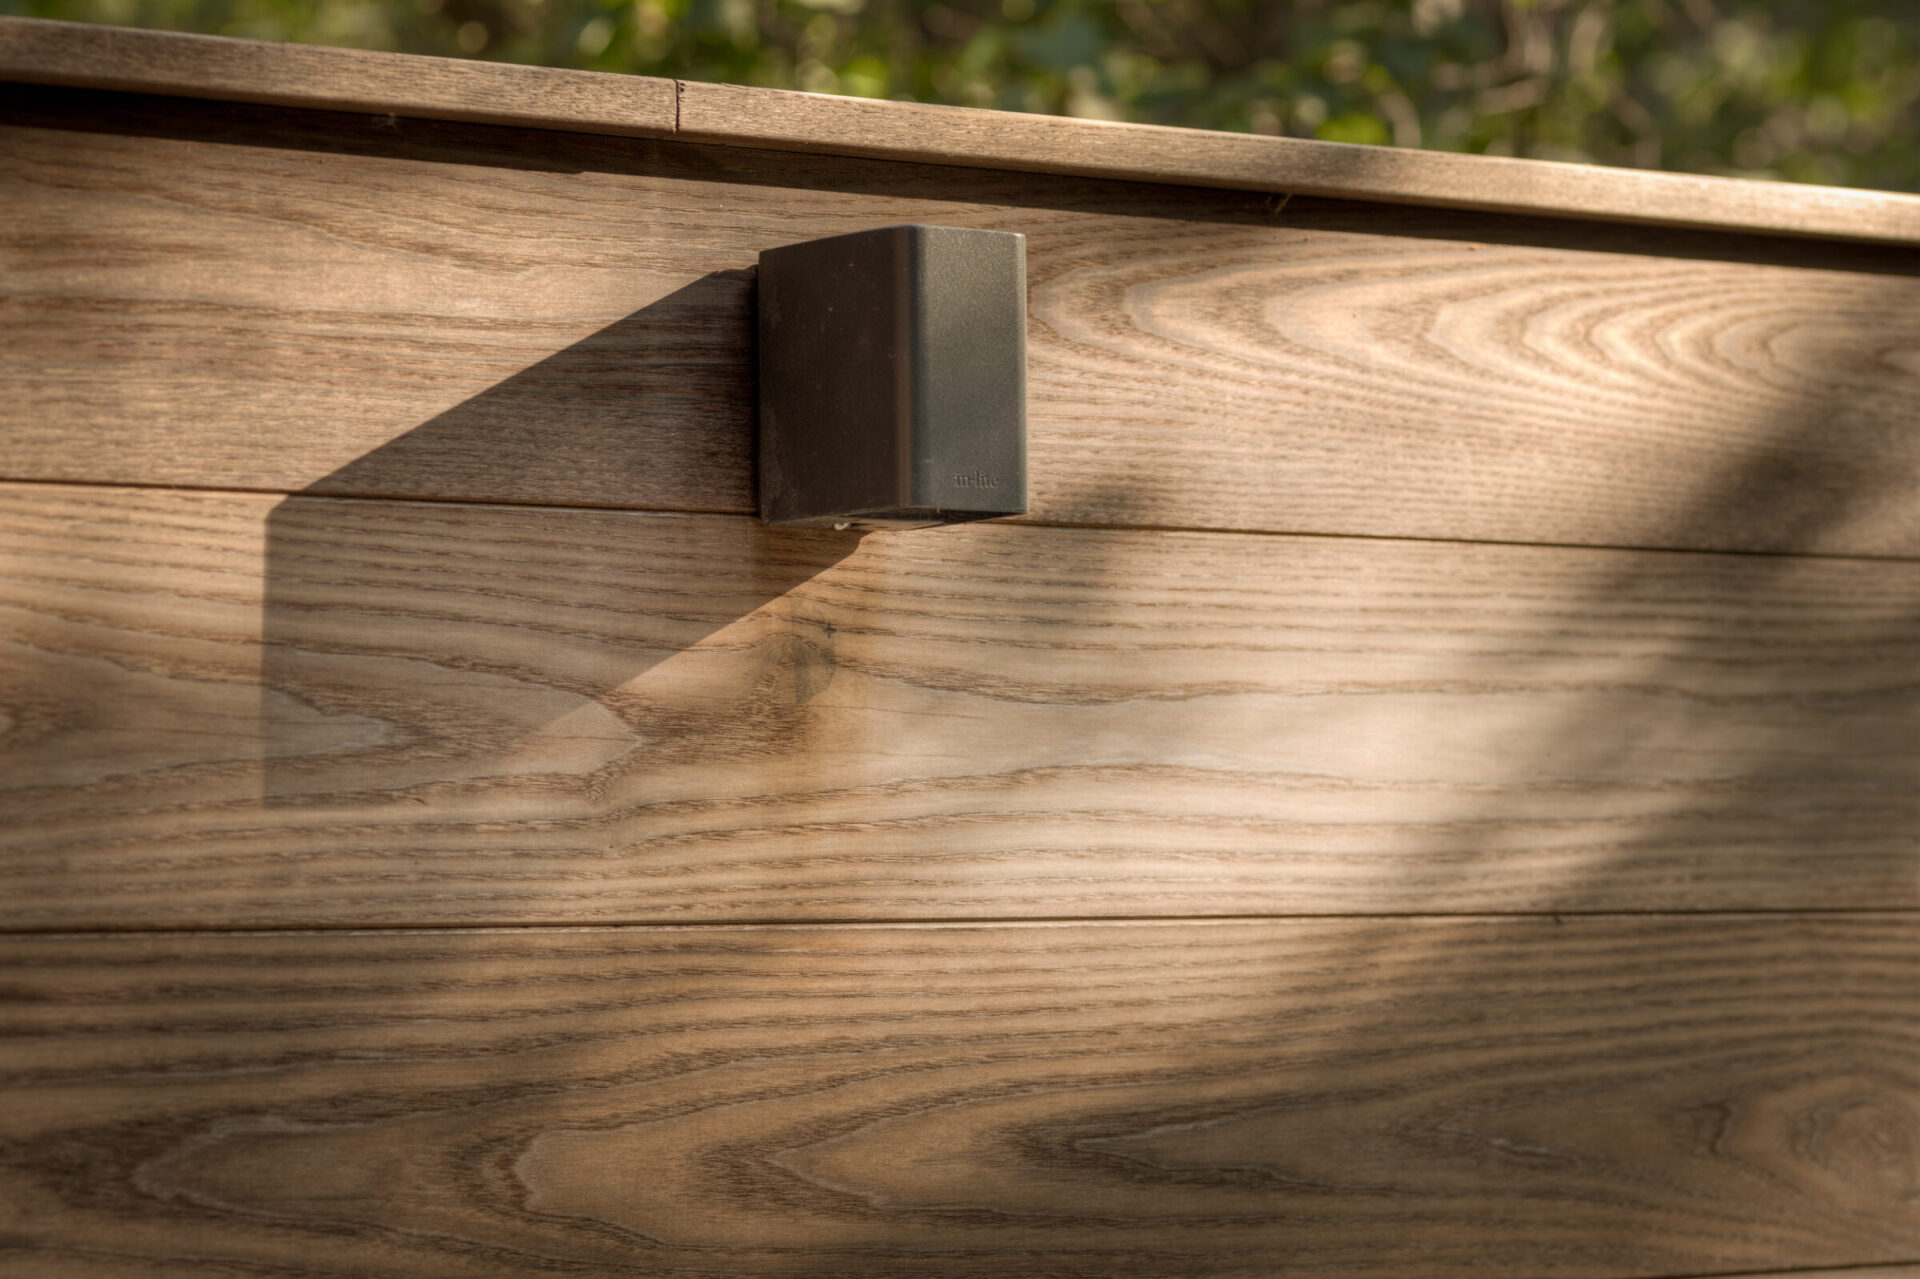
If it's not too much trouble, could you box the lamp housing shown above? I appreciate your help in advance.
[757,224,1028,529]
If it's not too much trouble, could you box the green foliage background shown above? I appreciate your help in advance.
[9,0,1917,189]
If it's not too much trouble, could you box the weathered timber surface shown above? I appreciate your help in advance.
[1709,1271,1920,1279]
[4,482,1916,930]
[675,78,1920,245]
[6,17,1920,246]
[2,917,1917,1278]
[7,29,1919,1279]
[0,87,753,516]
[0,16,675,135]
[4,88,1919,555]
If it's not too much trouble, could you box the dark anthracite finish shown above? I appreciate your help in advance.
[757,224,1028,528]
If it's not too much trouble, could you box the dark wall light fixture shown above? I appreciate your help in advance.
[757,225,1028,529]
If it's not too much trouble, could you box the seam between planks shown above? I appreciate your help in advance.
[7,910,1920,942]
[1655,1265,1920,1279]
[12,474,1920,570]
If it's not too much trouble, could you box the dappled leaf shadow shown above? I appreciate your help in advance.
[11,83,1911,1274]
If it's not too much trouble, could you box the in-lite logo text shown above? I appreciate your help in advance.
[953,471,1002,489]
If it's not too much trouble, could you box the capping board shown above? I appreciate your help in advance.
[675,78,1920,246]
[5,482,1917,931]
[6,88,1920,556]
[3,916,1918,1276]
[2,15,1918,246]
[0,14,674,136]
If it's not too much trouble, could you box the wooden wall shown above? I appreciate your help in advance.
[3,21,1919,1278]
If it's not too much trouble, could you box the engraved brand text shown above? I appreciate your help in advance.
[953,471,1002,488]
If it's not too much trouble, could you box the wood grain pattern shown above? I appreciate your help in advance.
[8,39,1915,1279]
[5,17,1919,246]
[0,86,754,515]
[675,78,1920,246]
[5,481,1916,929]
[5,89,1920,554]
[1711,1271,1920,1279]
[2,916,1917,1277]
[0,15,674,136]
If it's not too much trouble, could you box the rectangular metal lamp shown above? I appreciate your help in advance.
[757,224,1028,529]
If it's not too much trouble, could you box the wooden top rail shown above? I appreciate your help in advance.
[0,16,677,137]
[4,15,1919,246]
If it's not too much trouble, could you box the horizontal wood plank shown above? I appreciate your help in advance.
[1708,1271,1920,1279]
[6,89,1920,554]
[676,78,1920,246]
[4,482,1916,929]
[0,15,674,136]
[2,916,1917,1277]
[5,17,1919,246]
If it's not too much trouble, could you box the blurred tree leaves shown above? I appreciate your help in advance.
[8,0,1915,189]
